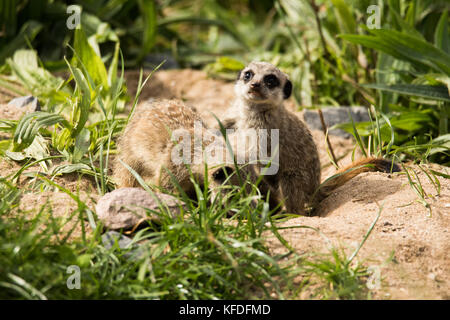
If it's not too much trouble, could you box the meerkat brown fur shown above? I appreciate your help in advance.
[114,99,239,198]
[225,61,399,214]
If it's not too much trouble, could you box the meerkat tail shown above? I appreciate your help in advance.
[310,157,400,206]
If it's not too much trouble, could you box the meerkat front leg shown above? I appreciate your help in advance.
[277,172,307,214]
[114,157,143,187]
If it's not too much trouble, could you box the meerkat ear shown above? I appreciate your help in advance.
[283,80,292,99]
[236,70,242,81]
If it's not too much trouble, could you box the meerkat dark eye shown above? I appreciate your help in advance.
[212,166,234,183]
[263,74,280,89]
[243,70,254,82]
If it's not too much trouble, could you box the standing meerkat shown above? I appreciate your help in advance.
[114,99,241,199]
[222,61,399,214]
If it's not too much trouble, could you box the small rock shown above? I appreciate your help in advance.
[144,52,179,70]
[8,95,41,111]
[95,188,182,230]
[303,106,370,138]
[102,231,133,249]
[101,231,144,260]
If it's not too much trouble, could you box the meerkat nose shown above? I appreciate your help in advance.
[250,82,261,88]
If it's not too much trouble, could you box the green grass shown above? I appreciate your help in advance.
[0,164,378,299]
[0,175,290,299]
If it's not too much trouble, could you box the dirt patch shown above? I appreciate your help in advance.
[17,190,98,241]
[1,68,449,299]
[267,167,450,299]
[0,84,21,104]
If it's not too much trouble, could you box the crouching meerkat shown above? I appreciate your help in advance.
[114,99,242,200]
[220,61,399,214]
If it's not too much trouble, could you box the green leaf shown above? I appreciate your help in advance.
[8,135,51,171]
[435,10,449,54]
[389,112,432,131]
[66,63,92,139]
[73,128,91,162]
[51,163,91,176]
[331,0,356,34]
[0,21,42,64]
[375,52,409,112]
[13,112,68,152]
[158,16,248,49]
[387,1,422,37]
[73,27,109,90]
[348,110,367,157]
[137,0,157,62]
[428,134,450,155]
[363,83,450,102]
[7,49,70,103]
[5,151,26,161]
[108,42,120,88]
[340,29,450,75]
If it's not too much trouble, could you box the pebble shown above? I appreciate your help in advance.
[95,187,182,230]
[303,106,370,138]
[8,95,40,111]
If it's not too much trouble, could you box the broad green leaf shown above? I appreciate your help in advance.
[292,62,312,107]
[80,11,119,45]
[428,134,450,155]
[348,110,367,157]
[13,112,68,152]
[108,42,120,88]
[5,151,26,161]
[435,10,449,54]
[66,63,92,139]
[23,135,51,171]
[51,163,91,176]
[341,29,450,75]
[431,75,450,95]
[363,83,450,102]
[0,139,11,156]
[73,128,91,162]
[73,27,109,90]
[158,16,248,49]
[331,0,356,34]
[7,49,70,103]
[205,56,245,80]
[8,135,51,171]
[137,0,157,62]
[386,2,422,37]
[389,112,432,131]
[375,52,409,112]
[0,21,42,64]
[387,0,401,30]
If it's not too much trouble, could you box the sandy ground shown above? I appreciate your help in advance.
[1,68,449,299]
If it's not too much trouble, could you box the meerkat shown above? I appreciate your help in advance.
[114,99,242,200]
[220,61,399,214]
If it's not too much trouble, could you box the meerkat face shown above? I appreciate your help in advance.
[206,165,247,203]
[235,61,292,107]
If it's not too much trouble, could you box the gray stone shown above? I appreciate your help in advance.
[101,231,145,260]
[95,188,182,230]
[8,95,41,111]
[144,52,179,70]
[303,106,370,138]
